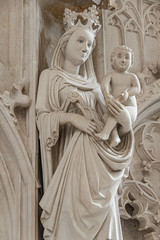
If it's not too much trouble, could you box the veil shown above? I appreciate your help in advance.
[36,26,101,190]
[50,27,99,91]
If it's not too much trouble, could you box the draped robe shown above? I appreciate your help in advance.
[36,68,134,240]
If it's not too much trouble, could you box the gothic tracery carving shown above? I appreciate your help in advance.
[103,1,160,239]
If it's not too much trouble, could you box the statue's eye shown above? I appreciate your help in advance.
[78,39,83,43]
[117,53,122,58]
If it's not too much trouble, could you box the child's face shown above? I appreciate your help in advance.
[113,49,132,72]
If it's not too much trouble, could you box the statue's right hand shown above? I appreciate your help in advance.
[107,98,132,130]
[118,89,129,102]
[71,115,97,136]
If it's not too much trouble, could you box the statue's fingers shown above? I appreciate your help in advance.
[87,126,96,133]
[118,96,123,102]
[109,99,123,111]
[108,105,119,115]
[111,98,122,107]
[91,119,96,123]
[85,128,92,135]
[89,123,97,130]
[90,120,96,126]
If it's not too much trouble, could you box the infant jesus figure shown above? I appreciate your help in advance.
[95,45,141,147]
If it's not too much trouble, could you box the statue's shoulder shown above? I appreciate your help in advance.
[39,68,60,81]
[128,72,139,82]
[38,69,49,82]
[40,68,52,78]
[101,72,113,86]
[103,71,114,79]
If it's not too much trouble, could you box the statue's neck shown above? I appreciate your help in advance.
[63,59,80,76]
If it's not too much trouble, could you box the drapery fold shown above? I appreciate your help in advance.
[36,68,134,240]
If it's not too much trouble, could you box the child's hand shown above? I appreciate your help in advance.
[104,93,113,102]
[118,89,129,102]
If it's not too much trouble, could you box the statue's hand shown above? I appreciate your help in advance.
[108,98,132,130]
[117,89,129,102]
[71,114,97,136]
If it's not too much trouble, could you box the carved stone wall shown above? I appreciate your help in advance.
[0,0,40,240]
[103,1,160,239]
[38,1,160,239]
[103,0,160,73]
[0,0,160,240]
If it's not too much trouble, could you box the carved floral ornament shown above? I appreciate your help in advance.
[101,1,160,239]
[119,117,160,239]
[145,5,160,38]
[119,78,160,239]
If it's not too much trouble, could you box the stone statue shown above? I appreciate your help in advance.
[95,46,141,147]
[36,6,135,240]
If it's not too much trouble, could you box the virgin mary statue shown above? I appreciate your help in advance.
[36,6,134,240]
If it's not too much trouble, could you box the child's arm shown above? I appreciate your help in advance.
[128,73,141,96]
[101,73,113,103]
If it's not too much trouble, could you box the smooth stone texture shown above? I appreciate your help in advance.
[0,0,160,240]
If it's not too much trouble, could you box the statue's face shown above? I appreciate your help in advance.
[113,49,132,72]
[64,29,94,66]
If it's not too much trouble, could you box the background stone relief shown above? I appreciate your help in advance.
[0,0,40,240]
[102,0,160,239]
[0,0,160,239]
[38,1,160,239]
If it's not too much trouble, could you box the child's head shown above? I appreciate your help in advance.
[111,45,134,71]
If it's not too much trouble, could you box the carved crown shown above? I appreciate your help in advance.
[63,5,101,36]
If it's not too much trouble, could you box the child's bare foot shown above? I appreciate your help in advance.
[110,127,121,147]
[95,132,109,141]
[110,136,121,147]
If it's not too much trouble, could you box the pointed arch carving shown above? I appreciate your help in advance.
[0,101,39,240]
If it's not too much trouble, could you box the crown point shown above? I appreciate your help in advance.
[63,5,101,36]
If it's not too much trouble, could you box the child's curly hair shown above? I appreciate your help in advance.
[111,45,134,70]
